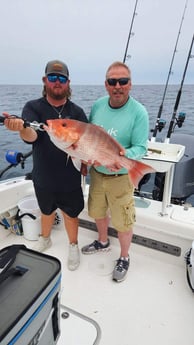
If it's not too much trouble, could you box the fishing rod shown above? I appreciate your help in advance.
[0,150,33,179]
[123,0,139,63]
[165,33,194,143]
[151,0,189,141]
[0,115,44,179]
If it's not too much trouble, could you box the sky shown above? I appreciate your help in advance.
[0,0,193,85]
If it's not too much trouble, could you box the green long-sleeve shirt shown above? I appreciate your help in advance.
[89,95,149,175]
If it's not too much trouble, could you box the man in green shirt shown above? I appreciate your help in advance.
[82,61,149,282]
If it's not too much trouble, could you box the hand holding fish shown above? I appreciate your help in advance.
[105,149,126,171]
[80,162,88,176]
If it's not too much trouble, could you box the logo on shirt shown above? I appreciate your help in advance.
[99,124,118,138]
[107,128,118,137]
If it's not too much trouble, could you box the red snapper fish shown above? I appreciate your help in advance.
[45,118,155,188]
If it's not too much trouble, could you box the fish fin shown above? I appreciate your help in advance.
[71,157,82,171]
[66,155,70,166]
[128,160,155,189]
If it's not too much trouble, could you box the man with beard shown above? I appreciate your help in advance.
[81,61,149,282]
[3,60,88,271]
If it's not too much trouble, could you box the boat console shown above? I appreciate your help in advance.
[143,141,185,215]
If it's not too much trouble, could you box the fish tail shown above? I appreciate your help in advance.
[128,160,155,189]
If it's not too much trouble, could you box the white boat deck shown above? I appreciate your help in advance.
[0,138,193,344]
[0,210,194,345]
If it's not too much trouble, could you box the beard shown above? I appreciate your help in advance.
[46,85,70,100]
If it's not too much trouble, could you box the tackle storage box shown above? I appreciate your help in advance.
[0,244,61,345]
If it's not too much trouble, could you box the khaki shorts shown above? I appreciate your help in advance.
[88,167,136,232]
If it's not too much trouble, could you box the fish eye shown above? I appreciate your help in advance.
[62,123,67,127]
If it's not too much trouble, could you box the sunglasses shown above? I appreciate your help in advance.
[106,78,130,86]
[47,74,68,84]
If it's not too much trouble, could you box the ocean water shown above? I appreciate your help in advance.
[0,84,193,198]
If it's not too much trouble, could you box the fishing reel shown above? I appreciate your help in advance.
[5,150,24,165]
[0,150,32,179]
[156,119,166,132]
[176,111,186,128]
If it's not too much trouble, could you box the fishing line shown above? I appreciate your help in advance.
[151,0,189,141]
[123,0,139,63]
[165,33,194,143]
